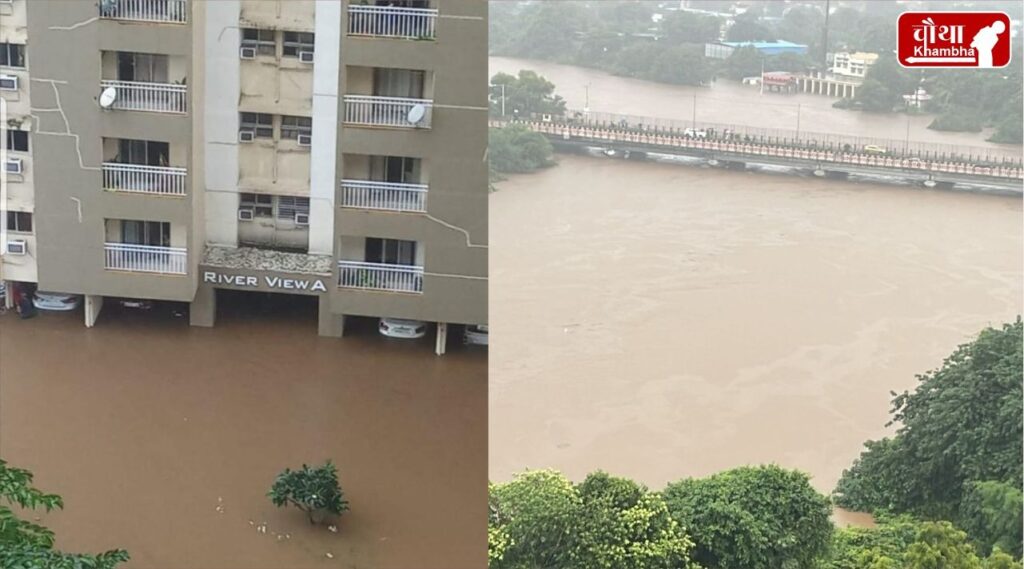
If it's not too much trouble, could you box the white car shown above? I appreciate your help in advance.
[684,128,707,139]
[33,291,82,311]
[378,317,427,339]
[464,324,489,346]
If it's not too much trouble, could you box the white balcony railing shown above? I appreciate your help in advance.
[348,5,437,40]
[337,261,423,293]
[343,95,432,128]
[104,243,187,275]
[100,80,187,114]
[102,163,187,196]
[340,179,427,213]
[100,0,188,24]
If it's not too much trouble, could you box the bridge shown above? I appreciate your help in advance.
[490,110,1024,192]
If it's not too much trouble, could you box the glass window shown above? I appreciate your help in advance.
[239,112,274,138]
[241,28,276,56]
[280,116,312,140]
[6,211,32,233]
[5,130,28,152]
[277,196,310,220]
[0,43,25,68]
[282,32,315,57]
[240,193,274,218]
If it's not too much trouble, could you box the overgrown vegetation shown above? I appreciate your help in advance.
[834,319,1023,558]
[488,124,554,176]
[0,459,129,569]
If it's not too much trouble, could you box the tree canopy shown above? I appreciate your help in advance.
[488,125,554,175]
[490,70,567,118]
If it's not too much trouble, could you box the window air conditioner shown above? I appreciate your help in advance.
[4,158,23,174]
[239,46,257,60]
[238,130,255,143]
[297,134,312,146]
[5,240,26,255]
[294,213,309,226]
[0,75,18,91]
[298,51,314,64]
[238,208,255,221]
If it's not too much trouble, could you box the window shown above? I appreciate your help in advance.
[282,32,315,57]
[0,43,25,68]
[239,112,274,138]
[6,211,32,233]
[5,130,28,152]
[241,28,276,56]
[365,238,416,265]
[240,193,274,217]
[121,220,169,247]
[280,116,312,140]
[118,139,169,166]
[277,196,310,220]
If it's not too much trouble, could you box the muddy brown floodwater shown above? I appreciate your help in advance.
[0,295,487,569]
[489,155,1022,500]
[490,56,1023,156]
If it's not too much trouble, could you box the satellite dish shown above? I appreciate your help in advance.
[406,104,426,125]
[99,87,118,109]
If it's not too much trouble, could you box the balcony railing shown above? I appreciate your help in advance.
[340,179,427,213]
[337,261,423,293]
[343,95,432,128]
[104,243,187,275]
[100,80,187,114]
[102,163,187,196]
[348,5,437,40]
[100,0,188,24]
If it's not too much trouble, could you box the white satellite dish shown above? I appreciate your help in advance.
[99,87,118,109]
[406,104,426,125]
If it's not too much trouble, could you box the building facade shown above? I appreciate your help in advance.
[830,51,879,79]
[0,0,487,351]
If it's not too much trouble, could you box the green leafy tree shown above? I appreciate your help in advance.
[822,514,922,569]
[268,461,349,524]
[489,470,581,569]
[985,549,1024,569]
[0,459,129,569]
[726,12,776,42]
[905,522,983,569]
[660,12,722,44]
[662,465,833,569]
[488,125,554,175]
[958,481,1023,557]
[722,46,763,80]
[490,70,567,118]
[834,320,1023,522]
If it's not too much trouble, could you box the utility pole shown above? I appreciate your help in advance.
[796,103,801,140]
[584,83,590,112]
[822,0,831,71]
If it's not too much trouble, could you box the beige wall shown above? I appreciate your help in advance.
[240,0,315,31]
[238,139,311,195]
[240,58,313,115]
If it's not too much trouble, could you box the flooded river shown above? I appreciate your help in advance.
[0,298,487,568]
[490,56,1022,154]
[489,154,1022,495]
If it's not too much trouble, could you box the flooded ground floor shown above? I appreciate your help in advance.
[489,154,1022,495]
[0,297,487,568]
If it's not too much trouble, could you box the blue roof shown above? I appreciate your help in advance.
[720,40,808,49]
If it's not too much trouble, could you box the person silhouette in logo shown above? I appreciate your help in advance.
[971,20,1006,68]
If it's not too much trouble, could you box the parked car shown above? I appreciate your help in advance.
[684,128,708,139]
[464,324,489,346]
[33,291,81,311]
[118,298,154,310]
[863,145,888,155]
[378,317,427,339]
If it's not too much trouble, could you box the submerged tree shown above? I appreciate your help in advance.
[0,459,129,569]
[268,461,349,524]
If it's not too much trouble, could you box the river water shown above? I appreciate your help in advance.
[0,298,487,568]
[489,154,1022,500]
[490,56,1022,156]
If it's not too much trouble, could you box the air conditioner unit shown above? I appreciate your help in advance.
[238,208,255,221]
[4,158,23,174]
[297,134,312,146]
[239,46,257,60]
[5,240,26,256]
[0,75,18,91]
[298,51,314,64]
[238,130,255,143]
[294,213,309,226]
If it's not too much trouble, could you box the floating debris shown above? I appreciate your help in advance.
[325,552,334,559]
[327,525,338,533]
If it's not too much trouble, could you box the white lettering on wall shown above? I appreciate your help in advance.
[204,271,326,293]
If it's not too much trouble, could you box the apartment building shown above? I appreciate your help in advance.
[0,0,487,353]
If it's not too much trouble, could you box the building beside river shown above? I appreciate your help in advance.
[0,0,487,350]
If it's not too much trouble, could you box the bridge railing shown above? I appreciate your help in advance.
[493,110,1023,168]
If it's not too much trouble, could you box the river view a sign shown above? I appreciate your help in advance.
[203,271,328,293]
[898,12,1011,68]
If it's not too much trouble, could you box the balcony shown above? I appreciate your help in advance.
[104,243,187,275]
[102,163,187,196]
[100,80,187,114]
[340,179,427,213]
[100,0,188,24]
[343,95,432,129]
[337,261,423,293]
[347,5,437,40]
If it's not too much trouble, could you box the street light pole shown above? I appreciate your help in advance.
[584,83,591,112]
[796,103,801,140]
[500,83,506,117]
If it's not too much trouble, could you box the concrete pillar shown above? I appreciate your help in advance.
[317,298,344,338]
[189,285,216,328]
[84,295,104,328]
[435,322,448,356]
[2,281,11,310]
